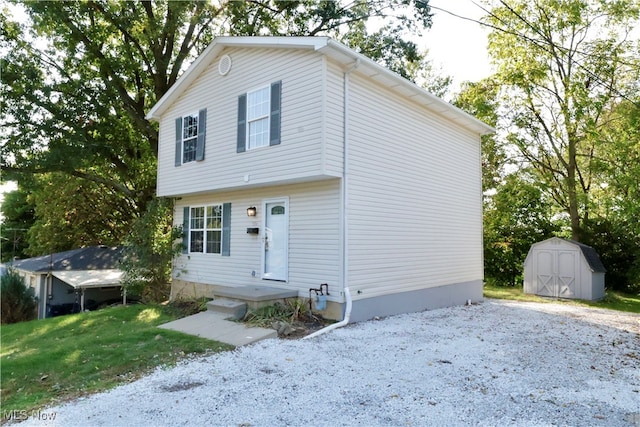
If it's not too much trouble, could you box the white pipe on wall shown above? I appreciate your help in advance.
[303,58,360,340]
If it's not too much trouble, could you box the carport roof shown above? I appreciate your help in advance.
[52,269,123,289]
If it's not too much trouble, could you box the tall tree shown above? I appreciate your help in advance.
[483,172,559,286]
[0,186,34,262]
[485,0,640,241]
[1,0,434,255]
[454,78,504,193]
[586,96,640,290]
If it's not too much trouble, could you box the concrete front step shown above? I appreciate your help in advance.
[159,311,277,347]
[207,298,247,320]
[212,285,299,310]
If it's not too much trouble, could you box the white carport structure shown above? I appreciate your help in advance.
[52,269,126,311]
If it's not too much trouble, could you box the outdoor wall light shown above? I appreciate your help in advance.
[246,206,257,217]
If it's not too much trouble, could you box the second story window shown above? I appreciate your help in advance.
[182,113,199,163]
[174,108,207,167]
[247,86,270,149]
[237,81,281,153]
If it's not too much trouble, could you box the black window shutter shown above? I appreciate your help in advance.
[182,207,189,254]
[237,95,247,153]
[175,117,183,166]
[222,203,231,256]
[270,81,282,146]
[196,108,206,161]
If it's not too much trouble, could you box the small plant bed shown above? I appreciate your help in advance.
[243,298,332,339]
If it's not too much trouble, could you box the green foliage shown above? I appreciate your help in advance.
[454,78,504,192]
[120,198,183,303]
[485,0,640,242]
[0,269,38,324]
[477,0,640,293]
[244,298,309,328]
[588,98,640,291]
[0,186,34,262]
[1,1,437,258]
[25,173,134,256]
[0,304,231,413]
[484,174,560,286]
[162,297,210,318]
[582,218,640,293]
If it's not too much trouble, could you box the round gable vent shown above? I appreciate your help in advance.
[218,54,232,76]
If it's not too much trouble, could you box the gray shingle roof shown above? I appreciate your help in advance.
[7,246,123,272]
[563,239,607,273]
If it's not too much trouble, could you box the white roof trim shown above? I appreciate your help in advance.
[52,269,124,289]
[146,36,493,136]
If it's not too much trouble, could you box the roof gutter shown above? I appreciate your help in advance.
[304,58,360,340]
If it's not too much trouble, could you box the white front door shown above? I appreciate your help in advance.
[262,199,288,281]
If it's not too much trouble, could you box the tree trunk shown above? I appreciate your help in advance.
[567,139,582,242]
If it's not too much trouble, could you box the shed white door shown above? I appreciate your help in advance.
[535,250,555,297]
[556,251,577,298]
[534,249,577,298]
[262,200,288,281]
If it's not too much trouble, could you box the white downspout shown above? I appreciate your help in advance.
[304,58,360,340]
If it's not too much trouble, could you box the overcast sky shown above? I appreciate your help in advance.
[421,0,493,92]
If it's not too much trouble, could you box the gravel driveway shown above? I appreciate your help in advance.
[24,299,639,426]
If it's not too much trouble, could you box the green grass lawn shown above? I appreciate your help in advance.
[0,304,232,414]
[483,283,640,313]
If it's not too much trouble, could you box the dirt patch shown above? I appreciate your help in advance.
[265,311,332,339]
[160,381,204,392]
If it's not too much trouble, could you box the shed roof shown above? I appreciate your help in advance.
[8,246,123,273]
[567,239,607,273]
[146,36,494,136]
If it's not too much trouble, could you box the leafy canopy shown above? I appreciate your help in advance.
[1,0,438,258]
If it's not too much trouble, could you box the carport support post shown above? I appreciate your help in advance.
[80,288,85,312]
[123,288,127,306]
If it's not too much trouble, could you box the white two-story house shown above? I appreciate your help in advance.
[146,37,493,322]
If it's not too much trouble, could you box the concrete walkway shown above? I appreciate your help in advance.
[158,311,277,347]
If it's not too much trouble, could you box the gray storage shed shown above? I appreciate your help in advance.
[523,237,606,301]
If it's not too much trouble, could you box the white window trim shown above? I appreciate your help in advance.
[182,111,199,163]
[189,204,223,254]
[246,85,271,150]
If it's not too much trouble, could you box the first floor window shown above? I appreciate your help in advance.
[189,206,204,252]
[190,205,223,254]
[206,205,222,254]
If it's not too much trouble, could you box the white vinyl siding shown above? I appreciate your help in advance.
[345,72,483,299]
[173,180,342,300]
[323,59,345,177]
[157,48,338,197]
